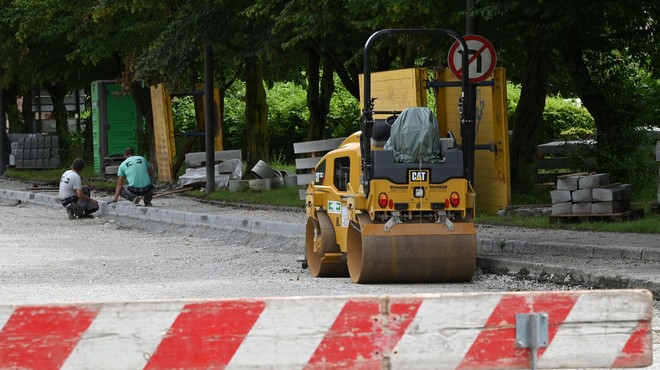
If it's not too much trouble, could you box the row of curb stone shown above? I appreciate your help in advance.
[0,189,305,238]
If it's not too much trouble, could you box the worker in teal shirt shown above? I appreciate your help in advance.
[112,147,154,206]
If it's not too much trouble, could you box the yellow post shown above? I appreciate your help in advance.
[434,67,511,213]
[150,84,176,182]
[195,83,223,151]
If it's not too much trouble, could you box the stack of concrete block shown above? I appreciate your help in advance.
[551,173,632,216]
[11,134,60,169]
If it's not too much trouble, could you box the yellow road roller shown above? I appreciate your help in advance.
[305,29,477,283]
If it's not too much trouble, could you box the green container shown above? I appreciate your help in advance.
[91,81,141,174]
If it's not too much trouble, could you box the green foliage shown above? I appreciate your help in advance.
[326,77,360,138]
[506,82,521,119]
[223,83,248,153]
[267,80,308,144]
[171,96,197,133]
[541,97,595,142]
[507,82,596,142]
[223,74,359,164]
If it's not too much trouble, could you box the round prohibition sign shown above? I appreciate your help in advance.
[448,34,497,83]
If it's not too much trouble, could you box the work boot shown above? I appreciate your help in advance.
[66,208,75,220]
[133,196,143,205]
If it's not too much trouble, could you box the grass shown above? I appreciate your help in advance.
[5,167,118,192]
[476,210,660,233]
[4,168,658,233]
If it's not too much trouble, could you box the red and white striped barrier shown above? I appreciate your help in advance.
[0,289,652,369]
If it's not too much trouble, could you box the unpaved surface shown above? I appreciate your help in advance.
[0,176,658,367]
[0,198,582,303]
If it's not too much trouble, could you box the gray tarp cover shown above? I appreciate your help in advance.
[383,107,443,163]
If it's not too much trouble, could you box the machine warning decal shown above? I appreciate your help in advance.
[328,201,342,214]
[409,170,429,182]
[341,206,349,227]
[315,172,325,183]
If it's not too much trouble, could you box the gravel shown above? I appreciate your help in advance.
[0,178,586,305]
[1,175,658,366]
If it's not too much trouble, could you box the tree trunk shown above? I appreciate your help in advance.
[306,50,335,141]
[244,58,269,169]
[510,45,551,191]
[43,82,71,164]
[560,46,621,153]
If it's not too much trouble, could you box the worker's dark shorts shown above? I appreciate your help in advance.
[128,185,153,196]
[60,196,78,207]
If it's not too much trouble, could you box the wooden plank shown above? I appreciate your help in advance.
[153,186,194,198]
[293,137,346,154]
[549,208,644,224]
[537,140,596,155]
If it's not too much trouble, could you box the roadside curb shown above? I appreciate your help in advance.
[478,256,660,299]
[0,189,305,238]
[477,236,660,263]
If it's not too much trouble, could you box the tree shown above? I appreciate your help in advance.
[475,0,659,189]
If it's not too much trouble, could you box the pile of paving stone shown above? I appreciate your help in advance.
[9,133,60,169]
[550,173,632,216]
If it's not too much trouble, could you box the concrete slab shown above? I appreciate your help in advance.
[592,184,632,201]
[137,207,150,220]
[145,207,160,222]
[572,202,592,215]
[551,190,571,204]
[157,209,173,223]
[185,149,242,168]
[556,175,581,191]
[209,216,238,230]
[184,212,199,227]
[571,188,592,203]
[592,199,632,214]
[197,214,210,227]
[578,173,610,189]
[170,210,187,225]
[126,206,140,219]
[265,221,305,237]
[105,165,119,175]
[551,202,572,216]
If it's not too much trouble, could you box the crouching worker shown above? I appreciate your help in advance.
[112,147,154,206]
[59,158,99,219]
